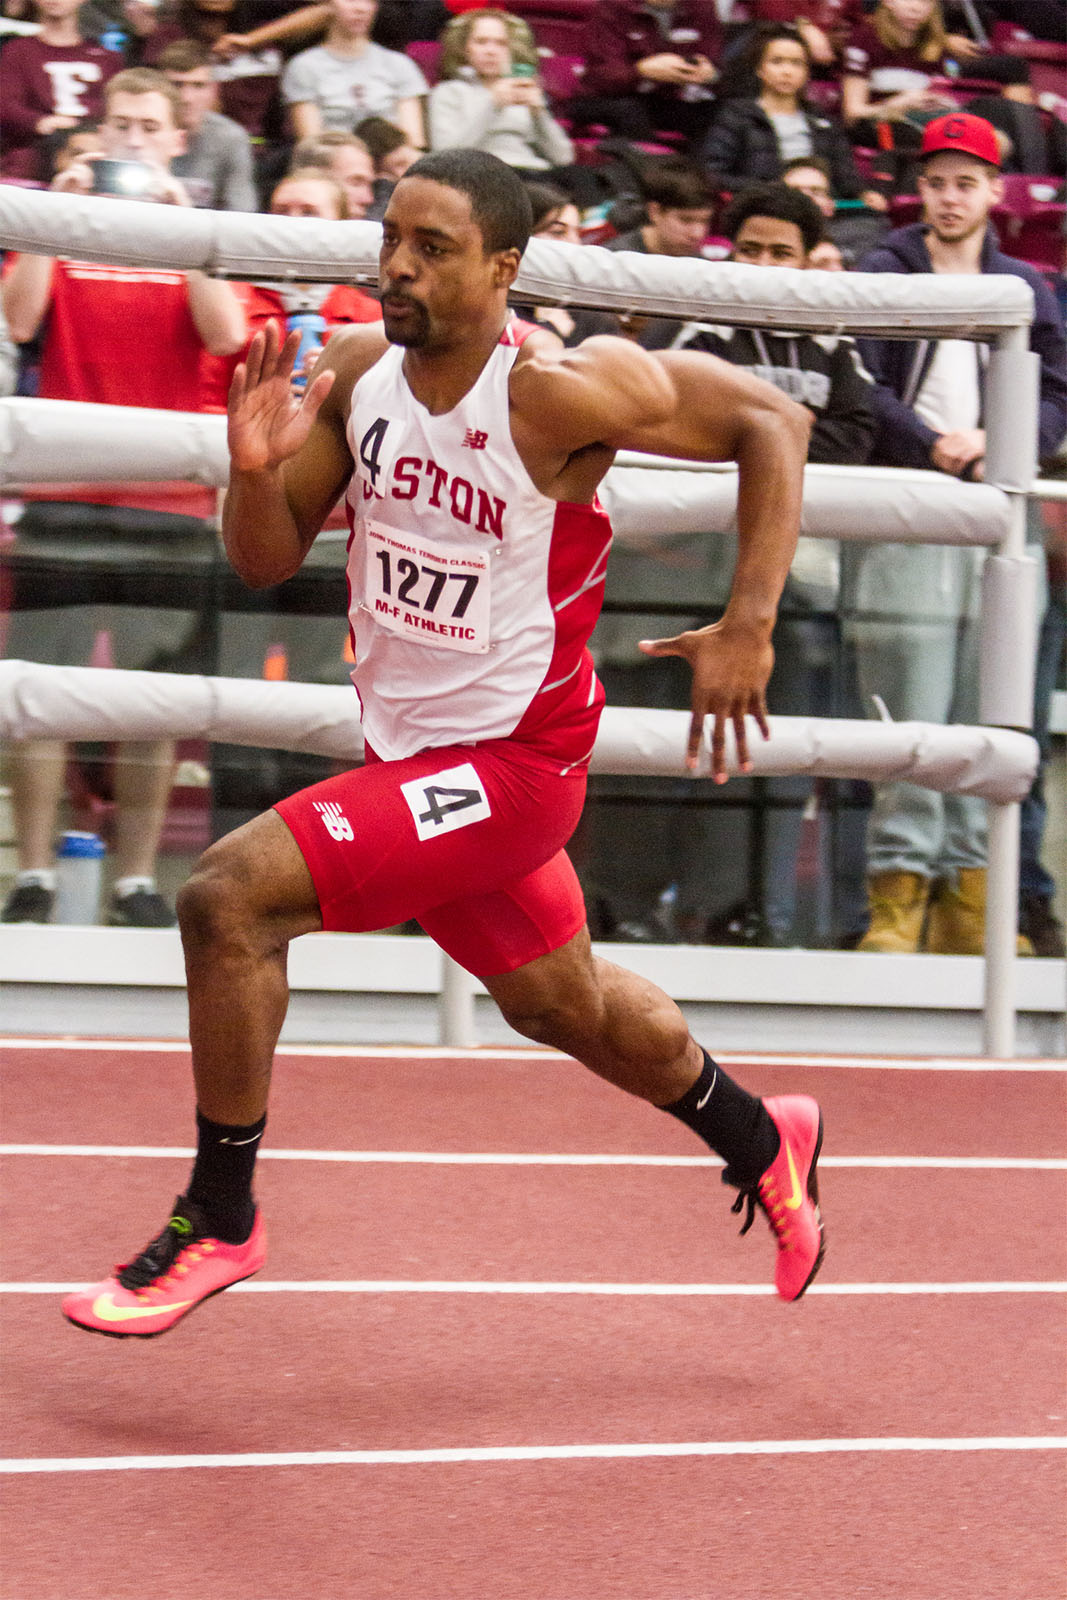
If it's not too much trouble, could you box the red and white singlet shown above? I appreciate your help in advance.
[344,339,613,770]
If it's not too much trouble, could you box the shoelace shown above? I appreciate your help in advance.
[117,1213,203,1291]
[724,1170,793,1249]
[729,1187,760,1237]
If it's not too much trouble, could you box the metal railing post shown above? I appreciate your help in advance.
[439,953,476,1048]
[984,800,1021,1058]
[979,328,1041,1059]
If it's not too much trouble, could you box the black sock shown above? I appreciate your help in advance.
[186,1109,265,1244]
[663,1051,779,1187]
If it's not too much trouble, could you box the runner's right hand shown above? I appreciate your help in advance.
[228,320,336,474]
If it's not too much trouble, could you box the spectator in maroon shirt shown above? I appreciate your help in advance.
[571,0,722,150]
[0,0,122,179]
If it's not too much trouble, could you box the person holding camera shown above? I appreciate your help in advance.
[1,68,246,929]
[427,9,574,176]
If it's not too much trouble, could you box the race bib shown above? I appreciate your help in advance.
[364,521,491,655]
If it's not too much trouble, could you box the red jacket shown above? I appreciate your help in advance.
[581,0,722,98]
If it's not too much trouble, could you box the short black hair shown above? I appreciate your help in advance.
[749,21,812,71]
[639,154,716,213]
[720,182,824,253]
[522,179,571,232]
[401,149,533,255]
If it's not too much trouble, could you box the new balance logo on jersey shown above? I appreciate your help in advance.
[313,800,354,841]
[462,429,488,450]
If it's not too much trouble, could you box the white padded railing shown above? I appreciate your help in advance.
[0,397,1019,546]
[0,662,1038,805]
[0,190,1047,1054]
[0,188,1037,334]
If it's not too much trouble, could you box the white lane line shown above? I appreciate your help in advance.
[3,1437,1065,1474]
[1,1038,1064,1070]
[2,1145,1064,1170]
[4,1280,1065,1297]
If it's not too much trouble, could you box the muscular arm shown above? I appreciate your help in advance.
[618,349,810,635]
[590,345,810,776]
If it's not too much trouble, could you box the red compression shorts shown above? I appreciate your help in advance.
[274,738,589,978]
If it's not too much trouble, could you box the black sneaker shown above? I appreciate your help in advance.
[106,889,177,928]
[1,882,55,923]
[1020,893,1065,959]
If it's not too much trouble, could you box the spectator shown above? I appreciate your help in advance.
[510,180,621,345]
[702,25,886,213]
[427,8,574,176]
[666,182,873,946]
[526,180,582,243]
[843,112,1067,953]
[137,0,284,143]
[281,0,427,152]
[355,113,419,179]
[291,127,376,215]
[841,0,957,144]
[808,236,846,269]
[965,59,1067,177]
[354,114,427,216]
[606,153,715,257]
[574,0,721,149]
[684,185,875,462]
[605,156,716,349]
[1018,484,1065,956]
[157,38,257,209]
[584,177,870,947]
[0,0,121,180]
[781,154,889,258]
[0,68,247,929]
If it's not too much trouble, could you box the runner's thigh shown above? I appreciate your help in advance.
[274,740,587,934]
[419,847,588,978]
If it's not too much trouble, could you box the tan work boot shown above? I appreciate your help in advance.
[925,868,1034,955]
[858,871,930,952]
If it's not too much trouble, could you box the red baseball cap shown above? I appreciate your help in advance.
[920,112,1001,168]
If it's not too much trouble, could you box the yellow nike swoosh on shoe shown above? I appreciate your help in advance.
[89,1293,194,1323]
[783,1143,805,1210]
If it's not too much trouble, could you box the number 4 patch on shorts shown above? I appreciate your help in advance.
[400,762,491,841]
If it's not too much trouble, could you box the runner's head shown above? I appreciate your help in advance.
[380,150,532,350]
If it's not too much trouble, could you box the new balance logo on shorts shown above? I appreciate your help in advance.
[313,800,354,841]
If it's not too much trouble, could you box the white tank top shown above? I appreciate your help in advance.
[344,338,613,767]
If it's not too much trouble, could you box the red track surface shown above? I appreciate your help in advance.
[1,1042,1065,1600]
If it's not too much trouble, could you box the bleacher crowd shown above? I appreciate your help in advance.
[1,0,1065,954]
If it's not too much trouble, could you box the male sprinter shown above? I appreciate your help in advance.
[63,150,824,1339]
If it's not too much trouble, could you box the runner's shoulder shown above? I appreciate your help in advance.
[511,334,675,439]
[320,323,391,416]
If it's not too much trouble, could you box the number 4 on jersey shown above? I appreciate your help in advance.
[359,417,390,491]
[400,762,492,841]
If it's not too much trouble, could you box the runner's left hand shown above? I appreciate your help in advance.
[639,619,773,782]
